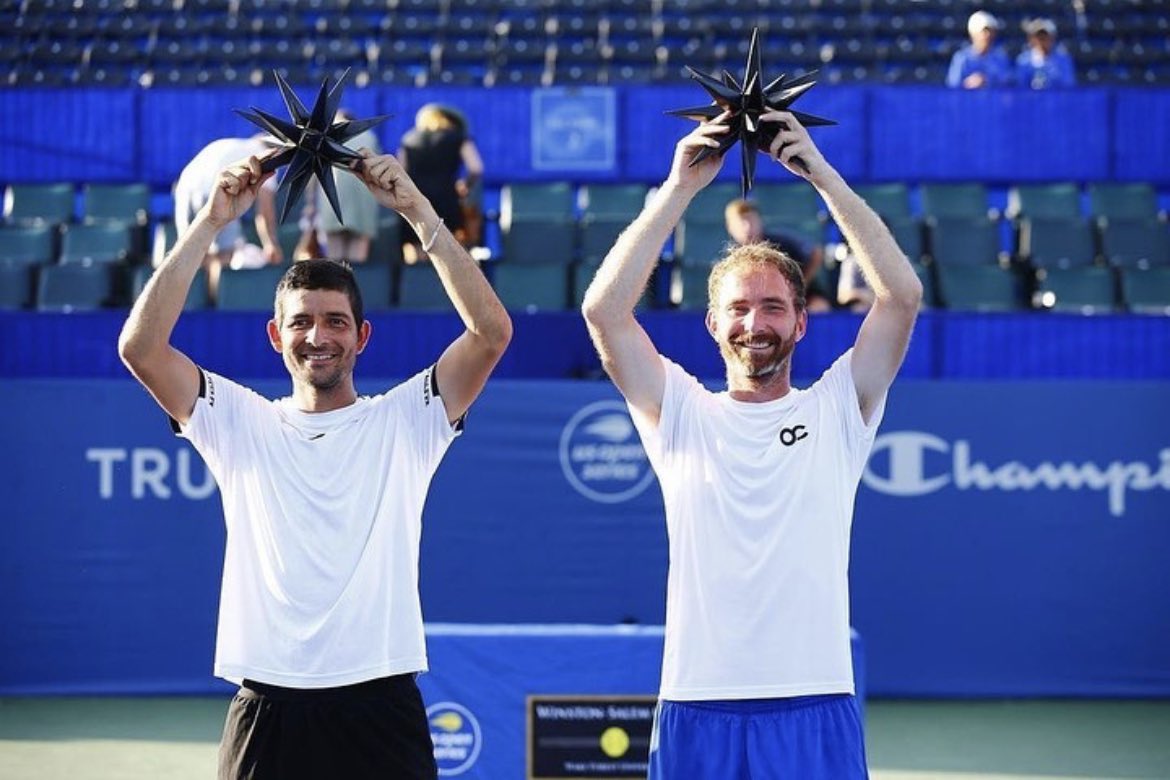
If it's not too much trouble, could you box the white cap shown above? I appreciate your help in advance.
[967,10,1001,35]
[1023,17,1057,36]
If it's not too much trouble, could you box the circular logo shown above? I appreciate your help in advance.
[427,701,482,776]
[559,401,656,504]
[599,726,630,758]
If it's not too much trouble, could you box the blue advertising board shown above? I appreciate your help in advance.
[531,87,617,172]
[1,377,1167,697]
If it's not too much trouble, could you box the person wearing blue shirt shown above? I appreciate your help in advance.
[946,10,1013,89]
[1016,18,1077,89]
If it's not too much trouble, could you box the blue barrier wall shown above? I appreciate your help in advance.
[1,374,1167,697]
[5,310,1170,380]
[2,86,1168,185]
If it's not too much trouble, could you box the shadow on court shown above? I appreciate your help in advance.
[1,698,1169,779]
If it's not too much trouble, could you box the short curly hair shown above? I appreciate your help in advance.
[707,242,806,313]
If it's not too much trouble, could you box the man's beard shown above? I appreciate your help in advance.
[720,329,798,380]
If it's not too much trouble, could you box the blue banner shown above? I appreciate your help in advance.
[2,86,1167,184]
[1,378,1167,697]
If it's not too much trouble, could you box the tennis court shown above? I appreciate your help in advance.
[3,697,1168,779]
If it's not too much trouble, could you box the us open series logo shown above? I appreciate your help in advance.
[428,701,482,776]
[559,401,655,504]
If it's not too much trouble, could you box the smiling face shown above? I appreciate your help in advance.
[706,247,807,393]
[268,287,371,411]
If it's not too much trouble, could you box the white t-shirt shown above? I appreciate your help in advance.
[630,350,884,701]
[178,366,459,688]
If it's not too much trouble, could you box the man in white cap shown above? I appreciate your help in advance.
[946,10,1012,89]
[1016,17,1077,88]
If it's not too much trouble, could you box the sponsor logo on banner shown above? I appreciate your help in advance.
[863,431,1170,517]
[86,447,217,500]
[527,695,655,779]
[559,401,655,503]
[428,701,482,776]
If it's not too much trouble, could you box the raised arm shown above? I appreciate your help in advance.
[119,153,274,424]
[353,150,511,423]
[582,118,728,426]
[765,110,922,423]
[253,184,284,264]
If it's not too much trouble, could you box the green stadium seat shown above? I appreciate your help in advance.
[855,183,912,220]
[368,215,403,265]
[926,216,1002,266]
[35,263,119,311]
[500,183,577,265]
[216,265,286,311]
[885,216,925,264]
[1017,217,1098,269]
[3,182,75,226]
[919,182,990,220]
[129,264,210,310]
[578,184,648,220]
[0,224,56,264]
[1120,267,1170,314]
[935,264,1021,312]
[681,183,741,226]
[1088,183,1159,222]
[82,183,150,226]
[397,263,455,311]
[752,183,823,224]
[0,197,53,307]
[59,223,135,265]
[1098,218,1170,269]
[1034,267,1117,314]
[1006,182,1082,220]
[351,262,393,311]
[493,262,569,311]
[676,220,732,268]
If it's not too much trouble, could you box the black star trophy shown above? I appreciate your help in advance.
[234,68,390,225]
[666,28,836,198]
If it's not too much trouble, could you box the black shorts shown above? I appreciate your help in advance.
[218,674,437,780]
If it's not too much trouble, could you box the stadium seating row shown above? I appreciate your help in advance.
[3,178,1167,313]
[3,0,1168,87]
[5,251,1169,315]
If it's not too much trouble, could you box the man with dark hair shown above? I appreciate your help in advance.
[119,148,512,779]
[582,112,921,777]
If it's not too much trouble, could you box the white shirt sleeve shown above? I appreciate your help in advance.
[378,365,462,474]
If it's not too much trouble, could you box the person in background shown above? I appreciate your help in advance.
[172,135,282,298]
[946,10,1013,89]
[312,109,383,264]
[1016,18,1077,89]
[725,198,832,312]
[398,103,484,263]
[835,242,875,313]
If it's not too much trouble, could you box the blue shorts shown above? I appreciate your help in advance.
[647,694,868,780]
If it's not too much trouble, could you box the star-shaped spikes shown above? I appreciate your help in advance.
[666,28,836,197]
[235,68,390,225]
